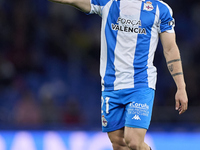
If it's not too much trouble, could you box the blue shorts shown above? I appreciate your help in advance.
[101,87,155,132]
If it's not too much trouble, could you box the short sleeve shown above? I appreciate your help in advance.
[89,0,110,16]
[158,2,175,33]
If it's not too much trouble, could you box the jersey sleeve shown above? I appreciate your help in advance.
[158,2,175,33]
[89,0,109,16]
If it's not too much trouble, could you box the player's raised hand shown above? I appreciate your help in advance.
[175,88,188,115]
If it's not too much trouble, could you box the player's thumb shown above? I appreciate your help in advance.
[175,99,179,110]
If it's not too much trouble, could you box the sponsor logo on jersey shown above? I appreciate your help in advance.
[117,17,142,26]
[111,17,147,34]
[143,1,154,11]
[132,115,141,120]
[102,115,108,127]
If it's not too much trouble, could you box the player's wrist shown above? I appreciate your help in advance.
[177,84,186,90]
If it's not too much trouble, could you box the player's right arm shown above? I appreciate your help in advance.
[48,0,91,13]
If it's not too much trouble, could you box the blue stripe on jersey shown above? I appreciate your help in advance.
[91,0,109,6]
[103,1,120,90]
[133,0,156,87]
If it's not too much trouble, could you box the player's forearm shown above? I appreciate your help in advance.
[164,46,186,90]
[49,0,72,4]
[48,0,91,13]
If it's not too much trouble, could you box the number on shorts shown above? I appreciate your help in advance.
[101,97,110,114]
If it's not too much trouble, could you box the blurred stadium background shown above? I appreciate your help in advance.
[0,0,199,149]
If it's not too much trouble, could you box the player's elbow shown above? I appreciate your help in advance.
[164,44,179,56]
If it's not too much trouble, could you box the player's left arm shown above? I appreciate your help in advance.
[160,32,188,115]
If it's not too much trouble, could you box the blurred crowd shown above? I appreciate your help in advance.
[0,0,199,130]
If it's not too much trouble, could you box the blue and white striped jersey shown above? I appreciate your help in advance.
[89,0,175,91]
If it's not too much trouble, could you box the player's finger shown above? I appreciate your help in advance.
[178,105,184,114]
[179,110,183,115]
[179,102,187,115]
[186,101,188,110]
[179,108,186,115]
[183,101,188,112]
[175,99,179,110]
[182,100,188,111]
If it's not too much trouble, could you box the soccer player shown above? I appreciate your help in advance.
[49,0,188,150]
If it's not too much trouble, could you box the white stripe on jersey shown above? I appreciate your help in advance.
[147,5,160,88]
[100,1,113,91]
[113,1,143,90]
